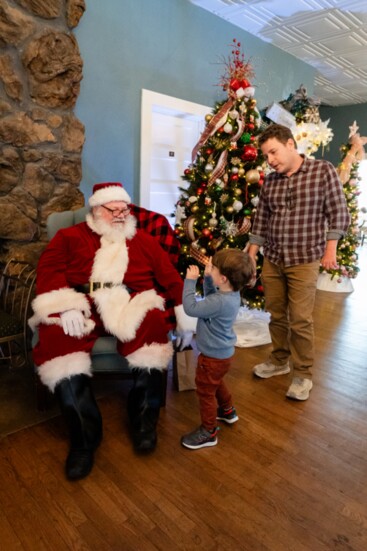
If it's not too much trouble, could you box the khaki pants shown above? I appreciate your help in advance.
[262,258,320,379]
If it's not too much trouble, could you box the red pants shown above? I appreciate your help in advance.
[195,353,233,432]
[33,308,169,368]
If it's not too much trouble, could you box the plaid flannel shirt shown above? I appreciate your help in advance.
[250,156,350,266]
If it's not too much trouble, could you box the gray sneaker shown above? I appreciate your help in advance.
[253,360,290,379]
[286,377,313,401]
[181,426,218,449]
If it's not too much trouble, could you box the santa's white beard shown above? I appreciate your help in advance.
[86,212,137,242]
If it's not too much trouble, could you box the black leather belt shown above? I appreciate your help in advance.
[75,282,132,294]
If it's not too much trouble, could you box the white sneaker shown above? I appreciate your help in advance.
[253,360,290,379]
[286,377,313,401]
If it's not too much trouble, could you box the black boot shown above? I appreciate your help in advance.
[55,374,103,480]
[127,368,163,453]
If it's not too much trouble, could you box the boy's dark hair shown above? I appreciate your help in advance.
[258,123,297,148]
[212,248,254,292]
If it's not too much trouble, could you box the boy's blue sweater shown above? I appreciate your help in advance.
[183,275,241,359]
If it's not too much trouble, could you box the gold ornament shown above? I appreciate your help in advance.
[205,114,213,122]
[245,169,260,184]
[226,206,234,214]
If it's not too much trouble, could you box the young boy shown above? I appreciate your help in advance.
[181,248,255,450]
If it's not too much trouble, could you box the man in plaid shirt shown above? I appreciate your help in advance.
[248,124,349,401]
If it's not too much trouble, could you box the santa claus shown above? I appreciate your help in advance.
[30,182,194,480]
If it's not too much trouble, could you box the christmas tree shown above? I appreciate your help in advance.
[319,121,367,283]
[262,84,334,157]
[174,40,266,309]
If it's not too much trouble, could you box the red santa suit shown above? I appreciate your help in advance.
[30,210,192,392]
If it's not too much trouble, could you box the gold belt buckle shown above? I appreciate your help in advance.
[89,280,96,294]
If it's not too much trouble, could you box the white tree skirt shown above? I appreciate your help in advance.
[317,273,354,293]
[234,306,271,348]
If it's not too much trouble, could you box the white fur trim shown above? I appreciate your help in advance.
[89,185,131,207]
[37,351,92,392]
[94,288,165,342]
[174,304,197,333]
[91,239,129,283]
[126,341,173,370]
[29,288,95,335]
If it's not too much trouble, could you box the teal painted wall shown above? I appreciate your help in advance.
[74,0,315,202]
[319,104,367,167]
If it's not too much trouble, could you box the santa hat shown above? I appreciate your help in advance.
[89,182,131,207]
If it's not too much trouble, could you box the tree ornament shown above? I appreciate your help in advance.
[188,195,198,203]
[229,109,239,120]
[241,145,258,162]
[245,169,261,183]
[205,163,214,173]
[233,200,243,211]
[240,132,252,144]
[226,205,234,214]
[205,114,213,122]
[224,122,233,133]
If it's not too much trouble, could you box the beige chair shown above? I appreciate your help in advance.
[34,205,180,410]
[0,259,36,368]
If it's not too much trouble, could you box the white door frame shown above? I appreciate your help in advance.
[140,89,209,209]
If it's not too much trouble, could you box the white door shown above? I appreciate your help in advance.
[140,90,209,223]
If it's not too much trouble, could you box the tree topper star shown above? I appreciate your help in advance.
[349,120,359,138]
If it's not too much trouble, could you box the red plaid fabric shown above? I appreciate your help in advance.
[130,205,181,330]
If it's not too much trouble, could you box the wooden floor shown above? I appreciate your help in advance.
[1,249,366,551]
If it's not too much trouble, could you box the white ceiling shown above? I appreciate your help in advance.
[189,0,367,106]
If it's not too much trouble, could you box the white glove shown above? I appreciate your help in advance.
[60,309,86,337]
[175,330,193,351]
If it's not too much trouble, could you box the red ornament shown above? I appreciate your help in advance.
[239,79,250,89]
[246,123,255,131]
[230,174,239,181]
[229,78,240,91]
[257,285,264,293]
[202,228,211,238]
[197,188,204,195]
[184,169,191,175]
[241,145,258,162]
[206,148,213,155]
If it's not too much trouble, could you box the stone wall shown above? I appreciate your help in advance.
[0,0,86,266]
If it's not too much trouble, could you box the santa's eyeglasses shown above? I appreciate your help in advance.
[101,205,130,217]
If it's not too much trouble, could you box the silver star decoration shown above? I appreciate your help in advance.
[349,120,359,138]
